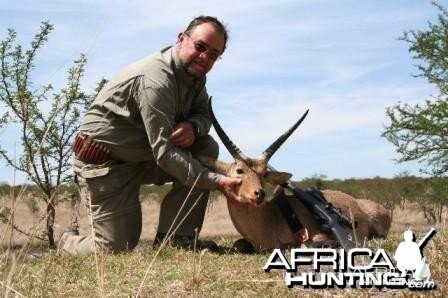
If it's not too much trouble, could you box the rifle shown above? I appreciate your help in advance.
[268,165,358,250]
[417,227,436,250]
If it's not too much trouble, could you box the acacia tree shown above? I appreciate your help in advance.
[0,22,104,248]
[382,1,448,176]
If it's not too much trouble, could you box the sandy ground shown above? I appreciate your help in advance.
[1,194,444,247]
[1,196,239,247]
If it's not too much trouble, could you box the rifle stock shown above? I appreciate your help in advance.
[268,165,357,250]
[284,182,357,250]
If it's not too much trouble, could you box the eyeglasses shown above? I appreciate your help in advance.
[183,32,222,62]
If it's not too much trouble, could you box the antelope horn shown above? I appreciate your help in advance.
[208,97,250,161]
[260,109,309,162]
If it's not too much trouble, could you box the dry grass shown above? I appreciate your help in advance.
[2,233,447,297]
[0,193,239,250]
[1,195,447,297]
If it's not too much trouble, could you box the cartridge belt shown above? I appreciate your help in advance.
[72,133,111,164]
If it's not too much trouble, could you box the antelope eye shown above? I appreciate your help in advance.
[236,168,244,175]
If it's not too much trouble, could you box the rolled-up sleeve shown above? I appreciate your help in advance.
[136,80,221,190]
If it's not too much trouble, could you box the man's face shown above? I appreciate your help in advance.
[176,22,225,78]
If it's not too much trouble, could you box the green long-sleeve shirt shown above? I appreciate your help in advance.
[80,46,221,190]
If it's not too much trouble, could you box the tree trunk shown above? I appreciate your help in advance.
[46,202,56,249]
[438,203,444,223]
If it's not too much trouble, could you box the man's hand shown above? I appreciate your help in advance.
[217,176,242,203]
[170,121,195,148]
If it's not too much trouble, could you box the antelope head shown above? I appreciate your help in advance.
[203,97,309,206]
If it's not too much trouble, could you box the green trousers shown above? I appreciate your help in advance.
[61,135,219,254]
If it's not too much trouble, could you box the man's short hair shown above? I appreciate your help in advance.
[184,15,229,54]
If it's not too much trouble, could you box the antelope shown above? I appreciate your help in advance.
[201,99,391,252]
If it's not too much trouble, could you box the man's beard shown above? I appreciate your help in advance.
[182,60,206,79]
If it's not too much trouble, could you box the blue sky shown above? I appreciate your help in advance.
[0,0,440,184]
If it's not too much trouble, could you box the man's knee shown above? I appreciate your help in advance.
[93,208,142,253]
[192,135,219,159]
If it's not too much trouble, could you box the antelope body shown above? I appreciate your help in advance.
[226,189,390,250]
[203,99,391,251]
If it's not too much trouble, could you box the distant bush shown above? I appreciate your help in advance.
[296,175,448,222]
[2,175,446,224]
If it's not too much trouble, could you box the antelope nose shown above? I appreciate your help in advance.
[254,188,266,201]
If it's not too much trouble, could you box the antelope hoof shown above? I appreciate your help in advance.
[231,238,256,254]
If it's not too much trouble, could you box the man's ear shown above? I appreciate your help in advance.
[177,32,184,44]
[198,157,232,175]
[264,171,292,185]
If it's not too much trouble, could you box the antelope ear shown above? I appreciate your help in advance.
[264,171,292,185]
[198,157,232,175]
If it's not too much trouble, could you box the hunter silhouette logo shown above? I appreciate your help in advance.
[394,228,436,282]
[263,228,437,290]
